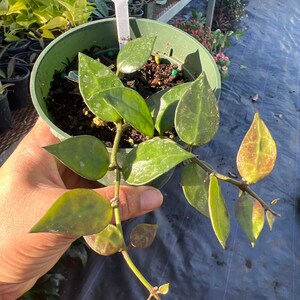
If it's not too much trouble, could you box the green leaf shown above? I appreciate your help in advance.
[266,211,275,230]
[146,88,170,118]
[235,192,265,246]
[130,223,158,248]
[31,189,113,235]
[85,224,124,256]
[117,37,156,74]
[181,162,210,218]
[99,87,154,137]
[44,135,110,181]
[123,137,194,185]
[175,72,219,146]
[78,52,122,122]
[237,113,277,184]
[155,82,192,134]
[208,175,230,248]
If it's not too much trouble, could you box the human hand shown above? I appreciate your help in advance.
[0,118,163,299]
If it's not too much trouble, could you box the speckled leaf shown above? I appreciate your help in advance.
[235,192,265,246]
[175,72,219,146]
[85,224,124,256]
[117,37,156,74]
[266,210,275,230]
[99,87,154,137]
[155,82,192,134]
[44,135,109,181]
[181,162,210,218]
[237,113,277,184]
[208,175,230,248]
[123,137,194,185]
[130,223,158,248]
[146,88,170,118]
[78,52,122,122]
[30,189,112,235]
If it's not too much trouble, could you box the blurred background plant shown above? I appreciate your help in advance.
[171,0,246,80]
[0,0,95,41]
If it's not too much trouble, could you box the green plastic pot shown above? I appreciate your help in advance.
[30,18,221,186]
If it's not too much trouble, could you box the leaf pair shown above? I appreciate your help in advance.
[148,72,219,146]
[182,163,229,248]
[78,36,156,137]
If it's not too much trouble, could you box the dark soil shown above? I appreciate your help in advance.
[46,52,188,148]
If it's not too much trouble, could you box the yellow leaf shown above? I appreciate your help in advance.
[237,113,277,184]
[40,16,67,30]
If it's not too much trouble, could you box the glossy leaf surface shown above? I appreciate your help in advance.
[117,37,156,74]
[146,88,170,118]
[99,87,154,137]
[78,52,122,122]
[175,72,219,146]
[181,162,210,218]
[208,175,230,248]
[155,82,192,134]
[44,135,110,181]
[235,192,265,246]
[31,189,112,235]
[123,137,194,185]
[130,223,158,248]
[85,224,124,256]
[237,113,277,184]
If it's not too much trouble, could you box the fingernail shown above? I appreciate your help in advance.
[141,188,163,211]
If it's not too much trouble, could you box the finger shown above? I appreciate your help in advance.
[94,185,164,220]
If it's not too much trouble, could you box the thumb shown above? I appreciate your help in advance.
[94,185,164,221]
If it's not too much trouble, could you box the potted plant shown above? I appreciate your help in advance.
[14,51,40,71]
[89,0,116,19]
[0,57,30,110]
[0,80,14,133]
[30,19,279,299]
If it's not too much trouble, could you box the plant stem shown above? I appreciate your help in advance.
[111,121,161,299]
[192,157,280,217]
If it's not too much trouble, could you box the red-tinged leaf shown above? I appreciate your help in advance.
[237,113,277,184]
[235,192,265,246]
[85,224,124,256]
[130,223,158,248]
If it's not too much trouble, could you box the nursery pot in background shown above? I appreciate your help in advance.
[30,18,221,185]
[0,90,12,133]
[0,64,31,110]
[142,0,156,19]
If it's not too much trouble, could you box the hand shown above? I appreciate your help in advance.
[0,118,163,299]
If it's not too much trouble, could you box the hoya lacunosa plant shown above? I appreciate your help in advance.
[31,37,278,299]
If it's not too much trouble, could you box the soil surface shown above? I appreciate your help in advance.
[46,52,188,148]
